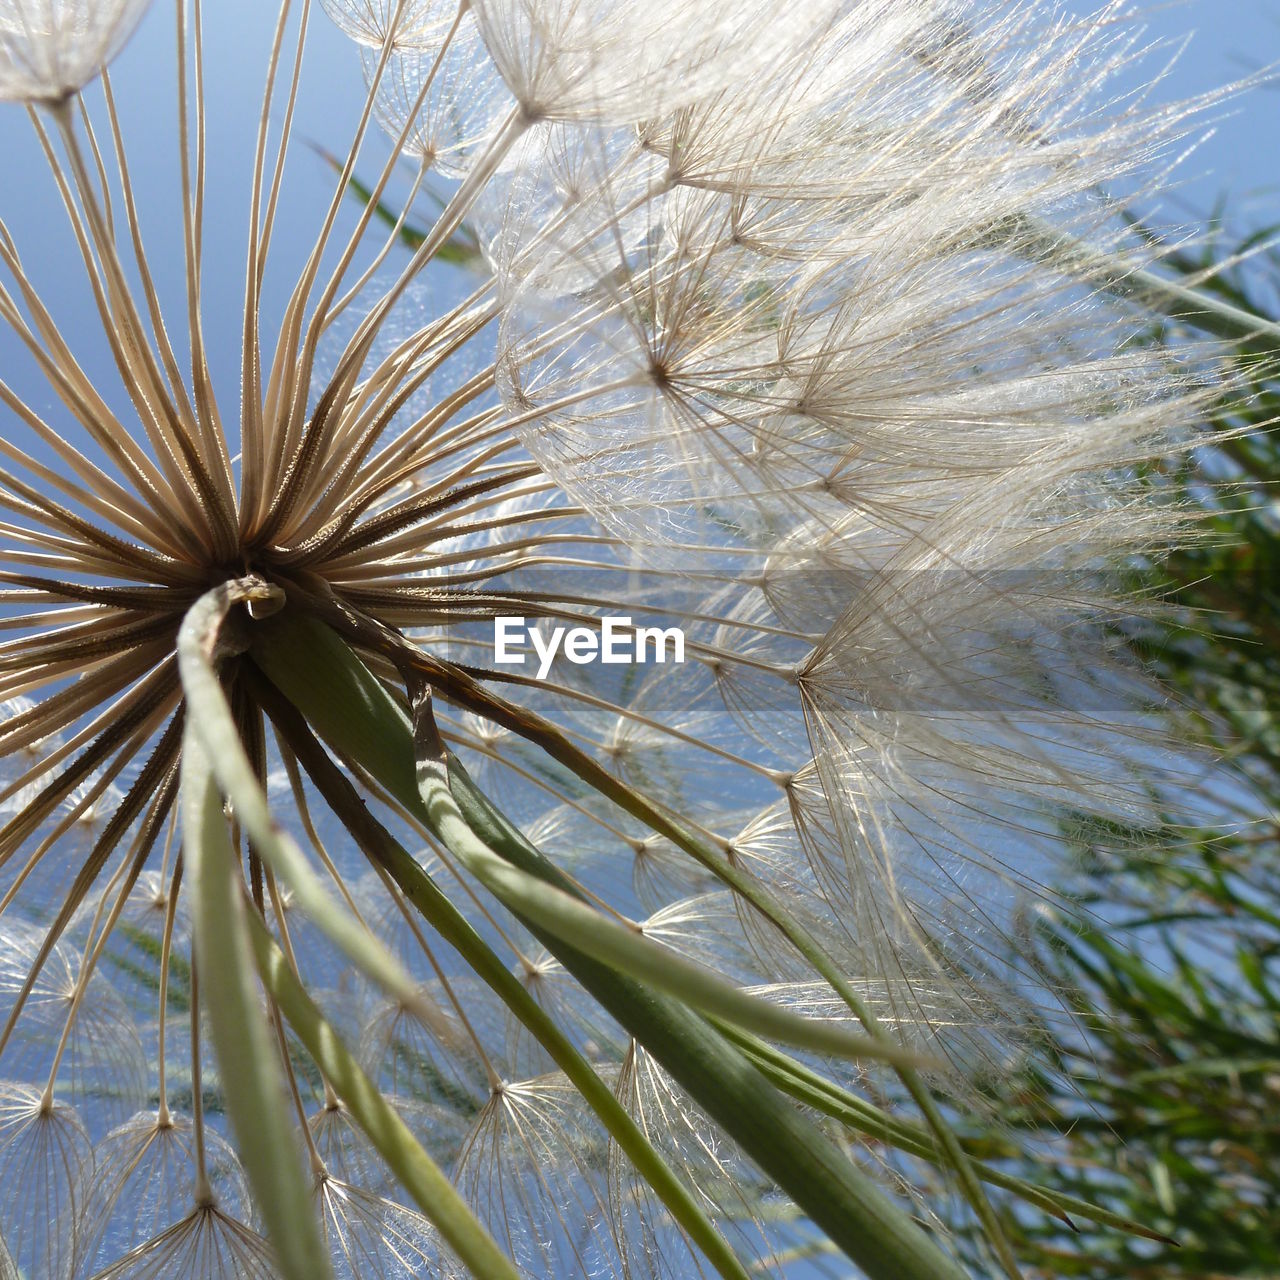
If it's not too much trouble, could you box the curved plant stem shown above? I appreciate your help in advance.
[716,1024,1178,1245]
[248,666,753,1280]
[251,609,973,1280]
[244,908,522,1280]
[176,581,428,1014]
[1022,216,1280,357]
[182,727,332,1280]
[290,602,1021,1276]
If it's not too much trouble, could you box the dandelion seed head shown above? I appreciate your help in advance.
[0,0,150,102]
[320,0,448,51]
[368,19,512,177]
[0,1083,93,1279]
[74,1113,254,1274]
[0,0,1237,1272]
[315,1174,447,1277]
[85,1203,280,1279]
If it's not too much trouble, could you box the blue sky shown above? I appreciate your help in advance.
[2,0,1276,397]
[1115,0,1280,220]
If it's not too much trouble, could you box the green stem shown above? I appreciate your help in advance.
[407,683,925,1066]
[176,581,426,1014]
[182,730,332,1280]
[718,1024,1177,1245]
[1022,216,1280,357]
[244,909,522,1280]
[251,610,972,1280]
[247,666,752,1280]
[299,602,1019,1275]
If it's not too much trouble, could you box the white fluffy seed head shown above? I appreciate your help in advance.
[485,0,1210,562]
[0,0,152,101]
[319,0,449,49]
[0,0,1244,1270]
[469,0,842,124]
[367,16,512,178]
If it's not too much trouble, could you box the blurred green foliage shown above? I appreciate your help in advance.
[988,225,1280,1279]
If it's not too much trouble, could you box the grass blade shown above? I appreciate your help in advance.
[245,908,521,1280]
[244,663,755,1280]
[251,611,974,1280]
[182,728,332,1280]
